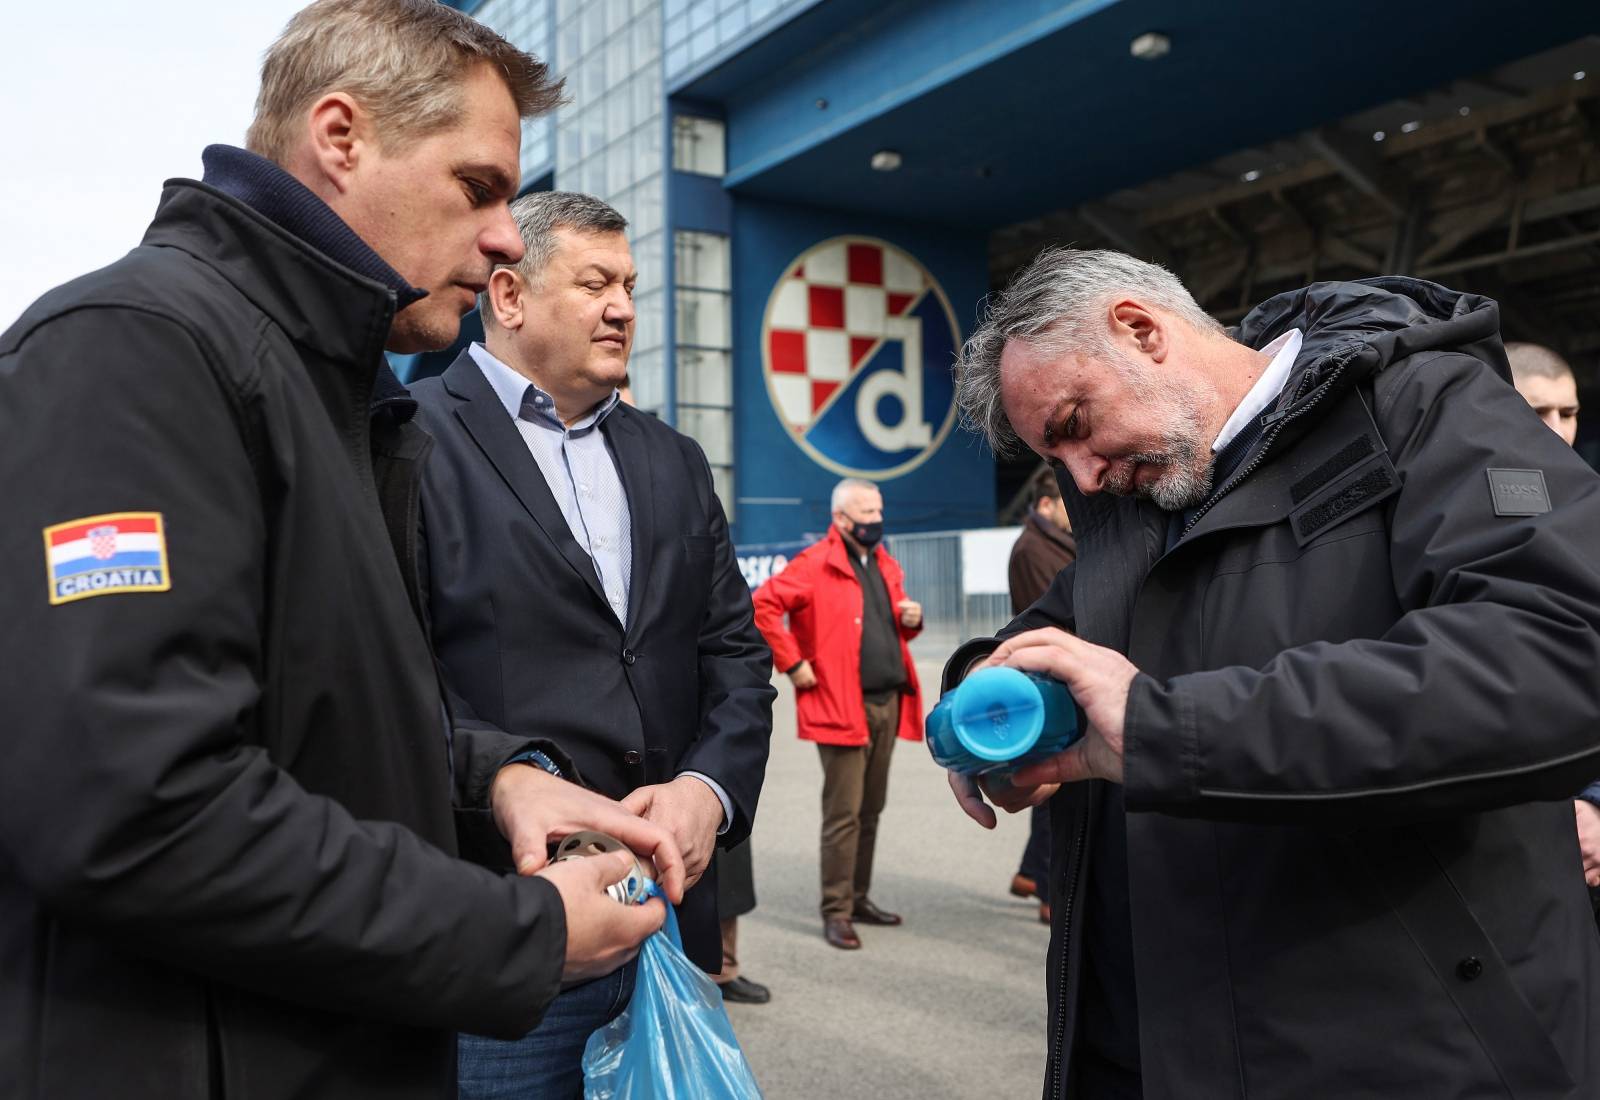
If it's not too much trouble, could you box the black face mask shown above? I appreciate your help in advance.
[850,520,884,548]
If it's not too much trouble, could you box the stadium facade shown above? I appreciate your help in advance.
[413,0,1600,546]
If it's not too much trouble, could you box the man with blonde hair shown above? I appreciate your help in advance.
[0,4,682,1099]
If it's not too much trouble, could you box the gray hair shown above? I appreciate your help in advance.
[480,191,628,324]
[955,247,1225,456]
[831,478,878,514]
[1505,342,1574,384]
[246,0,564,162]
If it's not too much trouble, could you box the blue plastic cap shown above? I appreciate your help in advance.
[950,666,1045,762]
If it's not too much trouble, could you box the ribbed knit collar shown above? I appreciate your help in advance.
[200,144,426,310]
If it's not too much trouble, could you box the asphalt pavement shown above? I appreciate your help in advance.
[721,660,1050,1099]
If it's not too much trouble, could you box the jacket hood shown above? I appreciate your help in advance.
[1237,276,1510,393]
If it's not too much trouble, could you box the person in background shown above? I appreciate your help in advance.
[1006,465,1077,923]
[409,190,774,1097]
[752,478,923,950]
[1507,341,1599,923]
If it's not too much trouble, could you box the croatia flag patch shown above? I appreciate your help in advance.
[43,512,171,605]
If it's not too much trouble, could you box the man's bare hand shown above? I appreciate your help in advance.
[1576,800,1600,887]
[947,770,1058,829]
[537,851,666,983]
[620,776,724,888]
[788,659,817,690]
[987,628,1138,786]
[897,599,923,629]
[490,765,686,903]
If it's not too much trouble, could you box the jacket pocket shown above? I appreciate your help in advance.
[1351,828,1574,1097]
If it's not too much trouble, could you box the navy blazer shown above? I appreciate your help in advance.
[409,349,774,971]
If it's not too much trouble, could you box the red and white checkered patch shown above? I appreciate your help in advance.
[764,239,928,430]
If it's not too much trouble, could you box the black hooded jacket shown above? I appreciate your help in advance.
[948,278,1600,1099]
[0,169,576,1100]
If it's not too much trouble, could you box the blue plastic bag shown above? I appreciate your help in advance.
[582,884,764,1099]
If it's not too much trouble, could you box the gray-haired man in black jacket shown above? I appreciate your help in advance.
[948,249,1600,1099]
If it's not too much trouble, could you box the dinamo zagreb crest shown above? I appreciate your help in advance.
[761,237,960,479]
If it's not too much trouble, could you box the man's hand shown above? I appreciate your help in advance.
[490,765,686,903]
[788,659,817,690]
[537,851,667,983]
[897,599,923,629]
[947,770,1058,829]
[620,776,724,888]
[989,628,1138,786]
[1576,800,1600,887]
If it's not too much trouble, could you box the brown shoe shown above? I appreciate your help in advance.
[1010,873,1038,899]
[852,897,903,926]
[824,917,861,949]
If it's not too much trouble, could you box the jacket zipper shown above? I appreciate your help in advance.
[1178,347,1359,540]
[1051,803,1089,1100]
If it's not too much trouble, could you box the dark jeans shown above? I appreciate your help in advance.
[1018,801,1051,883]
[458,959,638,1100]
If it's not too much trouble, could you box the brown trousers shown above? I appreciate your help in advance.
[817,695,899,919]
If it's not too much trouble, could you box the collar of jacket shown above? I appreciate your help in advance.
[140,165,418,423]
[1028,511,1077,558]
[822,523,886,577]
[1063,277,1504,555]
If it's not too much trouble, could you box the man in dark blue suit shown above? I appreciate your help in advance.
[408,192,775,1098]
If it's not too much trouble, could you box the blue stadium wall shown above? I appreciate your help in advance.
[730,197,993,545]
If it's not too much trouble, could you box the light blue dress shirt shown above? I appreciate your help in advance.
[468,342,731,831]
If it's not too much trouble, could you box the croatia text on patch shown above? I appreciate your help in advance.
[43,512,171,605]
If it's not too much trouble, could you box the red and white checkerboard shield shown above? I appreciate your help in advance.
[761,237,959,477]
[88,525,118,561]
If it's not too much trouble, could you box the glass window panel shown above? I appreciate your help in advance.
[718,0,742,13]
[632,73,659,133]
[606,88,633,140]
[676,289,732,349]
[607,150,633,197]
[582,58,607,103]
[672,115,725,177]
[633,304,664,360]
[678,406,733,465]
[633,175,663,238]
[675,230,730,291]
[664,11,689,46]
[580,3,605,57]
[676,347,732,406]
[718,7,748,41]
[633,13,661,63]
[664,0,687,16]
[559,19,581,64]
[604,29,631,86]
[689,26,716,63]
[666,42,690,77]
[689,1,716,31]
[557,0,579,22]
[711,466,734,521]
[629,347,666,414]
[604,0,628,35]
[633,230,664,296]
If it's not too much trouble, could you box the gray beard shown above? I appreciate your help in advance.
[1103,440,1214,512]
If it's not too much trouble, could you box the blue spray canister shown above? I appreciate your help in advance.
[926,666,1081,777]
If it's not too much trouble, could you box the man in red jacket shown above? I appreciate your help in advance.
[753,478,924,949]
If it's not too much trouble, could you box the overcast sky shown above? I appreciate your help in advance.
[0,0,308,328]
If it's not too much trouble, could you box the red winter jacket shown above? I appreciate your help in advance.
[752,527,923,747]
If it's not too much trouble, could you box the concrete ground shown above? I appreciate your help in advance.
[721,661,1050,1099]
